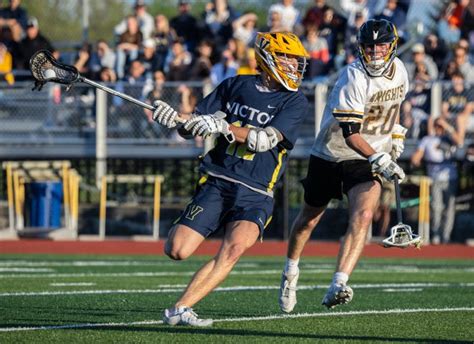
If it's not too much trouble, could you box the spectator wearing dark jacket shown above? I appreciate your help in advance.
[424,33,449,72]
[12,17,55,70]
[0,0,28,40]
[374,0,408,43]
[170,1,201,53]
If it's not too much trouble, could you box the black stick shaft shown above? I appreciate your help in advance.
[393,175,403,223]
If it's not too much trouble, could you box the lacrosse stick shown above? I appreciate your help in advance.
[382,175,422,248]
[29,49,186,123]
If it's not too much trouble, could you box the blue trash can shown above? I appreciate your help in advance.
[28,181,63,228]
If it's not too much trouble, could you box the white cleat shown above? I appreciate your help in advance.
[163,307,213,327]
[279,269,299,313]
[321,283,353,309]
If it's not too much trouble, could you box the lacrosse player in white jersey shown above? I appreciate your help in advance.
[279,19,409,312]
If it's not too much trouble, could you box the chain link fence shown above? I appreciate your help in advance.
[0,78,472,155]
[0,80,318,145]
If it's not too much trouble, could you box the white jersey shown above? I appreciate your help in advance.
[311,58,409,162]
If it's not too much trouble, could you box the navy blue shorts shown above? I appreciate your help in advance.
[175,176,274,238]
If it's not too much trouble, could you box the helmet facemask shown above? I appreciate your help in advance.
[357,19,398,77]
[263,51,307,90]
[359,40,397,76]
[255,32,309,91]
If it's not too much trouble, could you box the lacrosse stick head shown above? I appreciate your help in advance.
[29,49,80,91]
[382,223,422,248]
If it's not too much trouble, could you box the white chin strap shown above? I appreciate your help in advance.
[366,59,386,76]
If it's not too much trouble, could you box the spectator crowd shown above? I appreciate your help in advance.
[0,0,473,243]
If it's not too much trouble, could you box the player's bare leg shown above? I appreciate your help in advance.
[164,224,206,260]
[287,204,327,260]
[175,220,259,307]
[322,181,381,309]
[279,204,326,313]
[337,181,381,274]
[164,220,259,326]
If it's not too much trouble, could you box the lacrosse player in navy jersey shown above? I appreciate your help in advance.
[278,19,410,313]
[152,32,309,326]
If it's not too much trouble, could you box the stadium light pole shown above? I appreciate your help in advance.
[82,0,90,42]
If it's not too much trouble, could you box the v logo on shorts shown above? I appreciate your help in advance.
[185,205,204,220]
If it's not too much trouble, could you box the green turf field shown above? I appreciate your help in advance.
[0,254,473,343]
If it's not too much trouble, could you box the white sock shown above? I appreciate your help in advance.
[332,272,349,285]
[284,258,300,274]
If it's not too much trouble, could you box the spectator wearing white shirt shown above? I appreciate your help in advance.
[267,0,300,32]
[411,117,460,244]
[232,12,258,47]
[404,43,439,81]
[96,40,116,71]
[452,44,474,84]
[263,8,286,33]
[114,0,154,40]
[340,0,369,27]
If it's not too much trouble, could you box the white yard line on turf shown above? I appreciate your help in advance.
[0,261,259,268]
[0,271,195,278]
[0,307,472,332]
[0,268,54,272]
[0,261,174,267]
[0,282,473,297]
[0,261,471,273]
[1,267,473,279]
[382,288,424,292]
[50,283,96,287]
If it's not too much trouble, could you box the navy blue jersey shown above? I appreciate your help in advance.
[195,75,308,196]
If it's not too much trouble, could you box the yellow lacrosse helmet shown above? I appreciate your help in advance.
[255,32,309,91]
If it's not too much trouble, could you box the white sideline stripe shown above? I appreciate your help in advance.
[1,267,473,279]
[383,288,423,292]
[0,271,194,278]
[0,261,166,267]
[0,261,259,268]
[217,307,474,323]
[0,268,54,272]
[156,284,187,288]
[0,261,471,274]
[50,283,96,287]
[0,260,471,271]
[1,282,473,297]
[0,307,472,332]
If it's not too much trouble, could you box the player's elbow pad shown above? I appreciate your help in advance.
[340,122,361,139]
[247,127,280,152]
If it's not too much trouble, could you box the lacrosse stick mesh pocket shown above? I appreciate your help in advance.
[29,50,79,86]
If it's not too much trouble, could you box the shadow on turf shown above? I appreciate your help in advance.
[92,326,470,343]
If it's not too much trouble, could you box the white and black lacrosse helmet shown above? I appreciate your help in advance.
[357,19,398,77]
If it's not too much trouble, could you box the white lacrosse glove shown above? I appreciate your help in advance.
[183,111,235,143]
[391,124,407,160]
[368,152,405,183]
[152,100,178,129]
